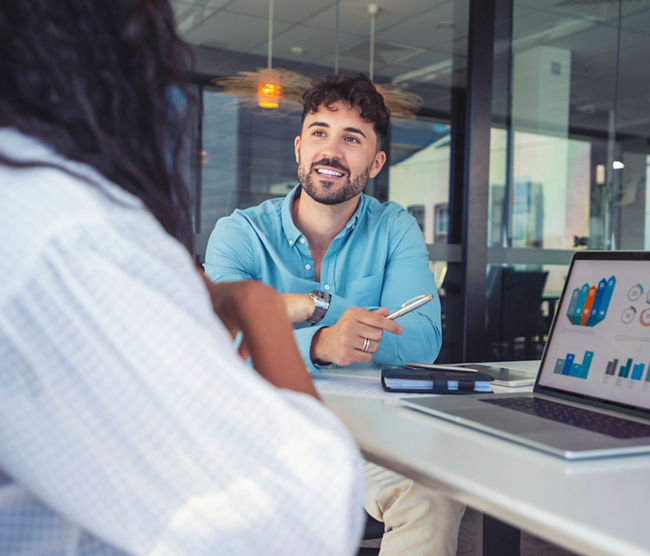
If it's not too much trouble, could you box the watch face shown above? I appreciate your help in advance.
[309,290,330,324]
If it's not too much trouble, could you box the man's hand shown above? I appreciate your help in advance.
[282,293,315,323]
[310,307,403,366]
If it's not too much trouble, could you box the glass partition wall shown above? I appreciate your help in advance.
[486,0,650,362]
[173,0,650,363]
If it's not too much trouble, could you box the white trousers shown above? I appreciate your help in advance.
[363,462,466,556]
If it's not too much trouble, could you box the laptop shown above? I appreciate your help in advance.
[403,251,650,459]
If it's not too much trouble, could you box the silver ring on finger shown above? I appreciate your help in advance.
[361,337,370,353]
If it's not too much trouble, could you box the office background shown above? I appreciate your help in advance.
[172,0,650,364]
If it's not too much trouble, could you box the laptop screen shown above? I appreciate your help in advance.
[537,253,650,412]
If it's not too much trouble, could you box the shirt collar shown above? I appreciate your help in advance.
[344,193,364,232]
[281,184,304,246]
[281,184,366,245]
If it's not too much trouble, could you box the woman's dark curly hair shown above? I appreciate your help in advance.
[0,0,196,249]
[301,73,390,151]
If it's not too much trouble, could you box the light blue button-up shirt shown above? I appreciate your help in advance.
[204,185,441,372]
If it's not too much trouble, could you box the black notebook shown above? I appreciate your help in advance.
[381,366,494,394]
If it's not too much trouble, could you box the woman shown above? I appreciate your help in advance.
[0,1,363,554]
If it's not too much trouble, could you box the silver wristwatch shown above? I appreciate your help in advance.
[308,290,331,324]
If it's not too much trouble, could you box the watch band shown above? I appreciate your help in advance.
[308,290,331,324]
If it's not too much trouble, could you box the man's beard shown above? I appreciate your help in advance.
[297,156,372,206]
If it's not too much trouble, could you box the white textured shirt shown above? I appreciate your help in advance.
[0,129,364,555]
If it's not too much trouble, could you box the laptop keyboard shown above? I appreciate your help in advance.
[481,397,650,439]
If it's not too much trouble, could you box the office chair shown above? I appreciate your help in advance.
[487,267,548,360]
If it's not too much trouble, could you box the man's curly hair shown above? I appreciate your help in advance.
[301,73,390,150]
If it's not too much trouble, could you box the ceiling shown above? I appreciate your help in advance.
[170,0,650,139]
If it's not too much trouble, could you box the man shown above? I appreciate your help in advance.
[0,2,364,554]
[205,73,465,555]
[205,73,441,371]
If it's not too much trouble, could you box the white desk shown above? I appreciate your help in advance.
[320,362,650,556]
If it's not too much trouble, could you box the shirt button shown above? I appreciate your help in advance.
[299,238,306,244]
[324,284,330,290]
[305,264,311,270]
[289,240,293,245]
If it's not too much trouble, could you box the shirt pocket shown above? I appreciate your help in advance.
[342,273,384,308]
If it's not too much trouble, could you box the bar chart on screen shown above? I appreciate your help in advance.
[553,350,594,379]
[605,357,650,381]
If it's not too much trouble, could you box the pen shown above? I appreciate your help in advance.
[387,294,433,320]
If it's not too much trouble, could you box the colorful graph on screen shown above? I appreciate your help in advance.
[566,275,616,327]
[553,350,593,379]
[604,357,650,381]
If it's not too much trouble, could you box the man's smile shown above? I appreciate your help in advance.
[315,167,345,178]
[311,158,350,181]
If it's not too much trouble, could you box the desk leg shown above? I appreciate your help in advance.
[482,515,520,556]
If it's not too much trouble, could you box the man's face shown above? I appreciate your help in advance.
[294,100,386,206]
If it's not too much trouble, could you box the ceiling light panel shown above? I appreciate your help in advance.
[223,0,333,24]
[184,10,292,52]
[377,3,456,51]
[248,25,357,63]
[171,0,229,35]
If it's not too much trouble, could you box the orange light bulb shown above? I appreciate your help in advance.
[257,82,282,109]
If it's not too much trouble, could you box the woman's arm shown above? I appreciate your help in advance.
[200,274,319,399]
